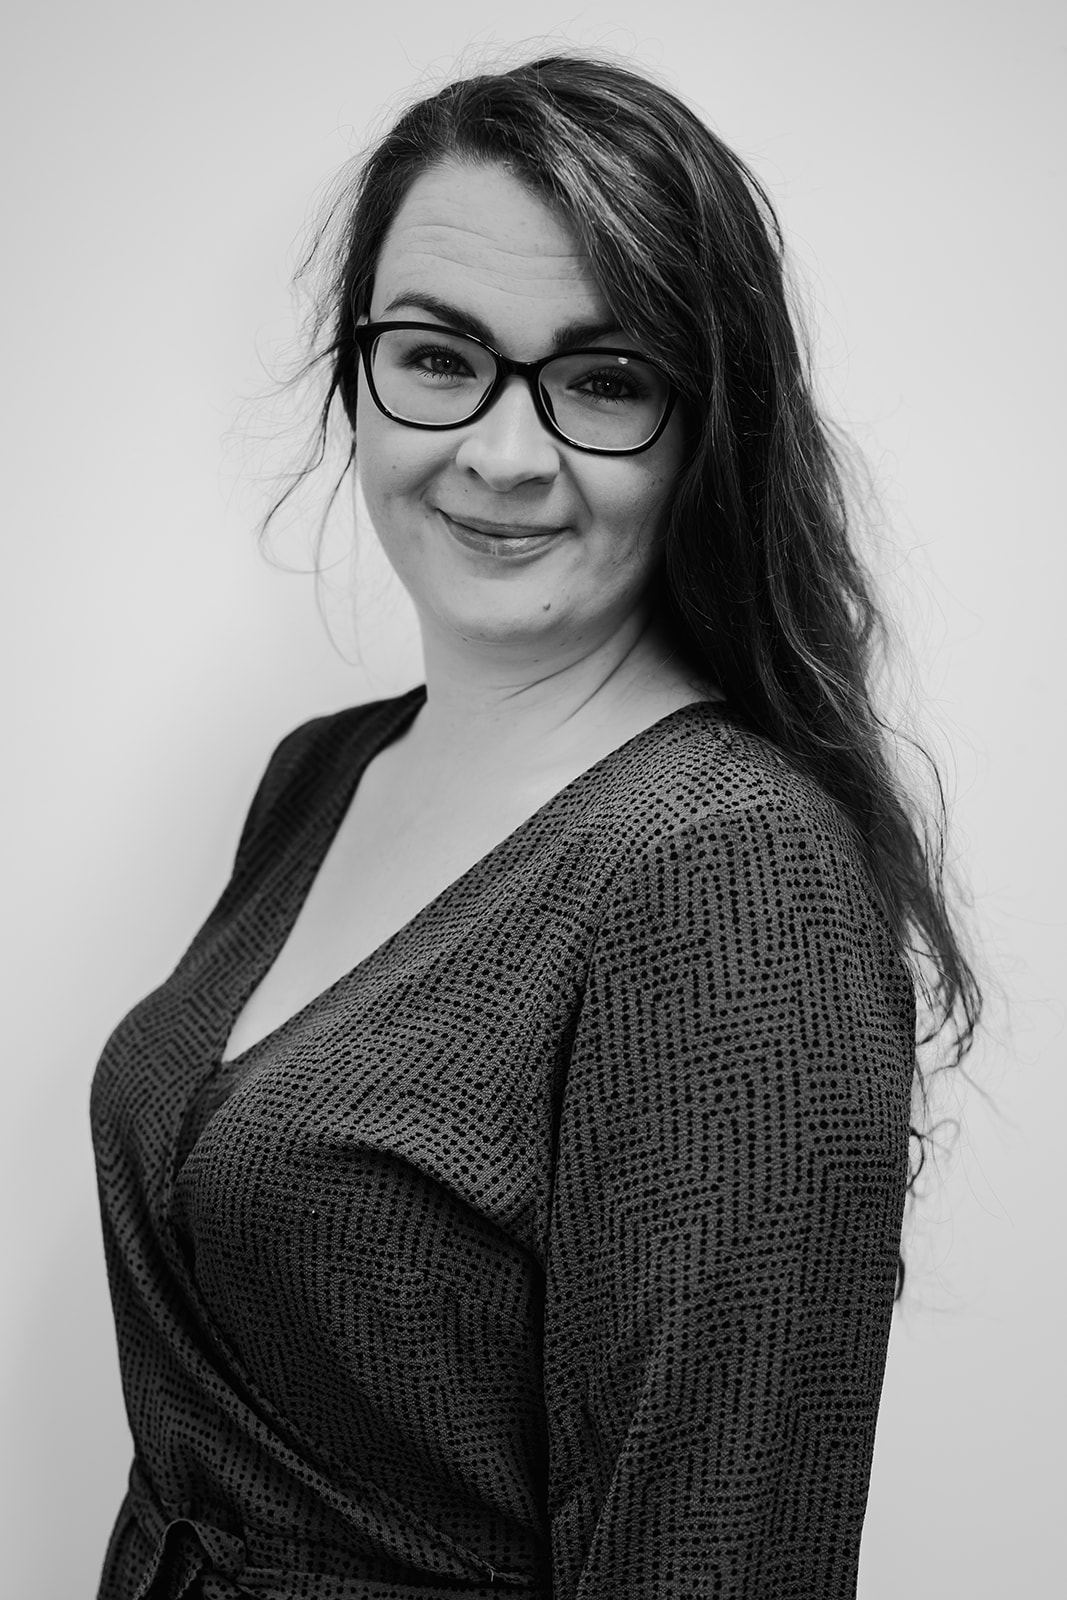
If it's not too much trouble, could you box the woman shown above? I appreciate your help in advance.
[91,54,980,1600]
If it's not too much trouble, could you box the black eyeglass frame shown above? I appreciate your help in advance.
[352,321,679,456]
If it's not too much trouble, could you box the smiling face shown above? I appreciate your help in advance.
[356,159,685,657]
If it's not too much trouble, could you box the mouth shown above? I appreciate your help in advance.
[439,510,567,558]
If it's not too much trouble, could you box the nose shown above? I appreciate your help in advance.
[452,375,561,491]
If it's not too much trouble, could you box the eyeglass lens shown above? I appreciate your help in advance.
[368,327,670,450]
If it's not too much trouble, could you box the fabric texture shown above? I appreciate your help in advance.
[91,685,915,1600]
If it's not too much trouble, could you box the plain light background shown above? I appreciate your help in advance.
[2,1,1063,1594]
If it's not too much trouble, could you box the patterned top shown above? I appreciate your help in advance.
[91,686,915,1600]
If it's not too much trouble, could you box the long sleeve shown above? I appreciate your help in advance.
[543,798,915,1599]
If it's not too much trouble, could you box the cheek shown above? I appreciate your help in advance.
[355,390,444,524]
[592,412,684,549]
[587,457,676,556]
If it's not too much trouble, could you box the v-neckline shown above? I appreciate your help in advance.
[216,687,729,1069]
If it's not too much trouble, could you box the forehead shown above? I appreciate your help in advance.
[371,160,610,342]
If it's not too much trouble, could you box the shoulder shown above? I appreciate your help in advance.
[585,705,911,1003]
[591,705,871,900]
[265,684,425,783]
[234,685,426,858]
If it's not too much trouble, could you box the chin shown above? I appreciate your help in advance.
[431,594,575,648]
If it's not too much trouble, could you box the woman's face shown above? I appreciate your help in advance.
[357,160,685,656]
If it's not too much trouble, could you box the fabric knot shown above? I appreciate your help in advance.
[129,1463,248,1599]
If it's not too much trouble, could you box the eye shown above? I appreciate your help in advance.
[567,362,652,405]
[400,341,479,383]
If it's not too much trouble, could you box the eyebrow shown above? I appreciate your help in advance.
[378,292,624,353]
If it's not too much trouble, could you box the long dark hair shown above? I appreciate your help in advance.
[267,54,982,1289]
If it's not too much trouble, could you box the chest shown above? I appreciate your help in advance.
[221,753,566,1061]
[96,825,599,1503]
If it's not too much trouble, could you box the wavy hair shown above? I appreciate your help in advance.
[266,54,982,1294]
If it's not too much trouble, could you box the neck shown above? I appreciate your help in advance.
[402,601,714,780]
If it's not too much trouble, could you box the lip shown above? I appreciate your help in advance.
[442,510,566,538]
[439,510,567,559]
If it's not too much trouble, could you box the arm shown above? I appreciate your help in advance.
[544,801,915,1599]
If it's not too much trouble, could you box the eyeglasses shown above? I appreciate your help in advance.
[352,321,677,455]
